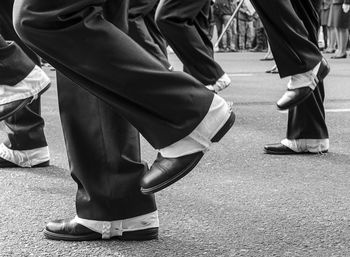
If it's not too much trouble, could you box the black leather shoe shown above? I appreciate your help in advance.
[260,56,274,61]
[331,54,347,59]
[265,65,278,74]
[264,143,328,155]
[44,218,159,241]
[276,58,330,110]
[141,111,236,195]
[0,156,49,168]
[276,87,312,110]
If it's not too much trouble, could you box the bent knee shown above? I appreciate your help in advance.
[155,6,174,30]
[12,0,38,42]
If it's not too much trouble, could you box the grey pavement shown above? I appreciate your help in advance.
[1,52,350,257]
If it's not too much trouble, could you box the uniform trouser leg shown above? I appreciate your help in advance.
[57,73,156,221]
[286,0,328,140]
[155,0,225,85]
[250,0,328,140]
[0,36,34,85]
[145,2,168,57]
[250,0,322,78]
[128,0,170,69]
[14,0,214,150]
[0,0,47,150]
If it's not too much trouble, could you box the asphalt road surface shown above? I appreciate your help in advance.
[1,51,350,257]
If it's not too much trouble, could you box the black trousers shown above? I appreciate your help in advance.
[13,0,214,150]
[250,0,328,140]
[0,0,47,150]
[0,37,34,86]
[57,73,156,220]
[54,0,156,221]
[128,0,170,69]
[155,0,225,85]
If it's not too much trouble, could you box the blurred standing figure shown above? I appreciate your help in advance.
[250,13,267,52]
[156,0,232,93]
[208,0,216,40]
[237,0,255,50]
[250,0,331,154]
[320,0,332,50]
[213,0,237,52]
[329,0,350,58]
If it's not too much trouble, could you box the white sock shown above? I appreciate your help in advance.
[281,138,329,153]
[159,94,231,158]
[287,61,321,90]
[0,143,50,167]
[74,211,159,239]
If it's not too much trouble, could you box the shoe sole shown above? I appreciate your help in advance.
[141,152,205,195]
[264,149,328,155]
[43,227,158,241]
[0,82,51,121]
[141,112,236,195]
[0,158,49,168]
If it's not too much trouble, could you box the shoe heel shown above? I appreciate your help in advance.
[317,59,330,82]
[33,160,50,168]
[211,111,235,143]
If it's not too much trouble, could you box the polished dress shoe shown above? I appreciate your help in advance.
[265,65,278,74]
[260,55,273,61]
[276,87,312,110]
[0,156,49,168]
[323,49,336,54]
[276,58,330,110]
[141,111,236,195]
[264,143,328,155]
[331,54,347,59]
[44,218,159,241]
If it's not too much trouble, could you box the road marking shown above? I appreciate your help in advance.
[227,73,254,77]
[325,108,350,113]
[279,108,350,113]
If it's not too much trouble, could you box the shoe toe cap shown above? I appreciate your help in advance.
[277,88,312,109]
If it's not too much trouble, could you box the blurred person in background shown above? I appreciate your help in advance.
[237,0,255,50]
[250,13,267,52]
[329,0,350,58]
[213,0,238,52]
[260,41,274,61]
[319,0,332,50]
[208,0,216,40]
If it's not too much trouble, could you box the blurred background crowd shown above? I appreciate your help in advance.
[205,0,350,59]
